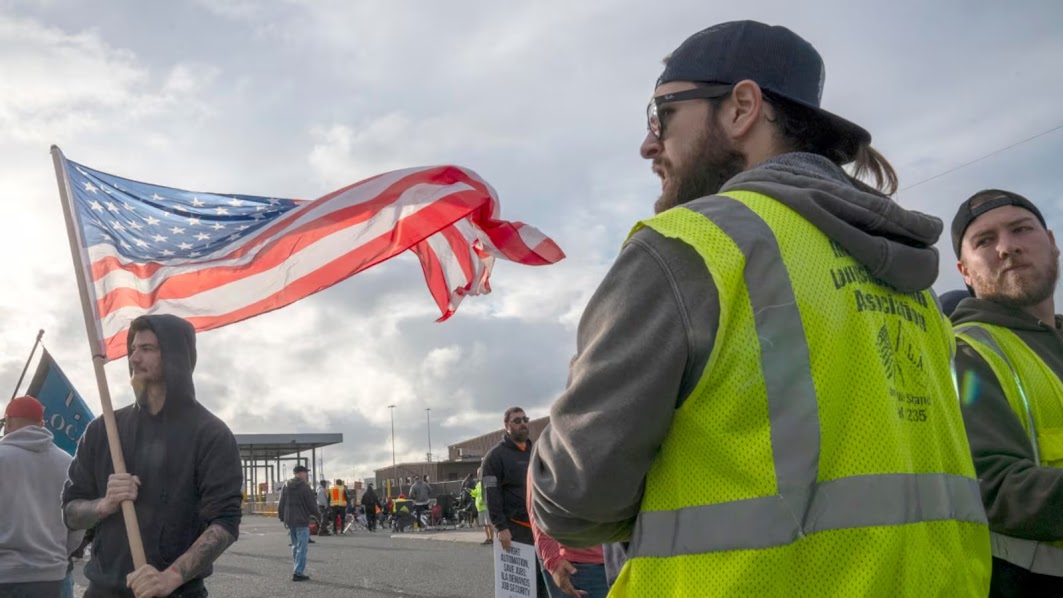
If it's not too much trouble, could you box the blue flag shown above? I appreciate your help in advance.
[26,350,95,456]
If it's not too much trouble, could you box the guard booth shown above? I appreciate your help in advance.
[236,433,342,515]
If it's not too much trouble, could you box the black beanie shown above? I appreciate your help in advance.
[950,189,1046,258]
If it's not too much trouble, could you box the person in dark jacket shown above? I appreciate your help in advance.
[951,190,1063,596]
[62,315,242,598]
[278,465,318,582]
[360,483,380,532]
[483,406,546,598]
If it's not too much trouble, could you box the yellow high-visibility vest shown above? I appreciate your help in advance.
[611,190,990,597]
[957,323,1063,576]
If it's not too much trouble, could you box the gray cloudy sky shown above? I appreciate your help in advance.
[2,0,1062,481]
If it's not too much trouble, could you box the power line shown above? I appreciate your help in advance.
[900,123,1063,193]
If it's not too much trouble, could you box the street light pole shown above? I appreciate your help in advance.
[388,404,396,499]
[426,407,432,462]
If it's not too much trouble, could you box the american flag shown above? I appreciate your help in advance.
[59,154,565,361]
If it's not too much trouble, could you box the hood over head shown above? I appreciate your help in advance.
[126,314,197,411]
[721,152,942,293]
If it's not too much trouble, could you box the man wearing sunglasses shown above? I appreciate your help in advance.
[482,407,547,597]
[530,20,991,595]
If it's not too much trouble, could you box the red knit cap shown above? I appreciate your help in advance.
[5,396,45,421]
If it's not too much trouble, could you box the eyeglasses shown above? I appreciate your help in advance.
[646,84,734,140]
[508,417,530,424]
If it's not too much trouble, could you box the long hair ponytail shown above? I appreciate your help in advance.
[764,92,898,197]
[848,144,898,196]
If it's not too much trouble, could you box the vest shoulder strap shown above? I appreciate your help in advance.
[956,323,1041,456]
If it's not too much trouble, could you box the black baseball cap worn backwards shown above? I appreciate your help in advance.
[658,20,871,163]
[951,189,1047,258]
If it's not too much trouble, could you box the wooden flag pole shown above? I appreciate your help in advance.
[51,145,147,569]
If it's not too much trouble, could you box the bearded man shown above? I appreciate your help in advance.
[950,189,1063,597]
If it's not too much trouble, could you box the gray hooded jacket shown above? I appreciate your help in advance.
[529,153,944,571]
[0,425,84,584]
[279,477,320,528]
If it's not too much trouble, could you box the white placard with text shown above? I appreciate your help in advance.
[494,540,538,598]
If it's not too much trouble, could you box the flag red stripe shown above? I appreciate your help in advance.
[414,239,453,322]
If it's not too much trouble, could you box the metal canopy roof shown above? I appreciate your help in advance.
[236,433,342,461]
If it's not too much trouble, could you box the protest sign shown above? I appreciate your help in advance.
[494,540,538,598]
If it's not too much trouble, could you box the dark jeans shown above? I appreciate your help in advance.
[538,559,609,598]
[0,580,62,598]
[366,511,377,531]
[990,557,1063,597]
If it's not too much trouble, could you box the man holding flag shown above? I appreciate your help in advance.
[62,315,243,598]
[0,396,84,598]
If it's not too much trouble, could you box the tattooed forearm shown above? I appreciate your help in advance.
[64,499,103,530]
[168,524,235,584]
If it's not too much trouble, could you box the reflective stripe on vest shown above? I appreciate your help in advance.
[612,191,989,596]
[330,486,345,506]
[633,472,984,556]
[991,532,1063,577]
[956,323,1063,576]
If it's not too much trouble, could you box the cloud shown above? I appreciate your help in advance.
[306,114,522,188]
[0,15,144,141]
[0,15,221,145]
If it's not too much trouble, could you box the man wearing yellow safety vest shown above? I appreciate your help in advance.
[329,479,347,535]
[470,471,493,545]
[529,20,991,596]
[951,189,1063,596]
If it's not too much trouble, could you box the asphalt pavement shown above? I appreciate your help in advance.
[71,517,497,597]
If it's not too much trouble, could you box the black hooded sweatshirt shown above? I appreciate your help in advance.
[482,434,532,534]
[62,315,243,596]
[361,486,380,509]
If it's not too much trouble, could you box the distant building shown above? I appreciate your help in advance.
[374,460,480,495]
[372,416,552,498]
[446,416,550,462]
